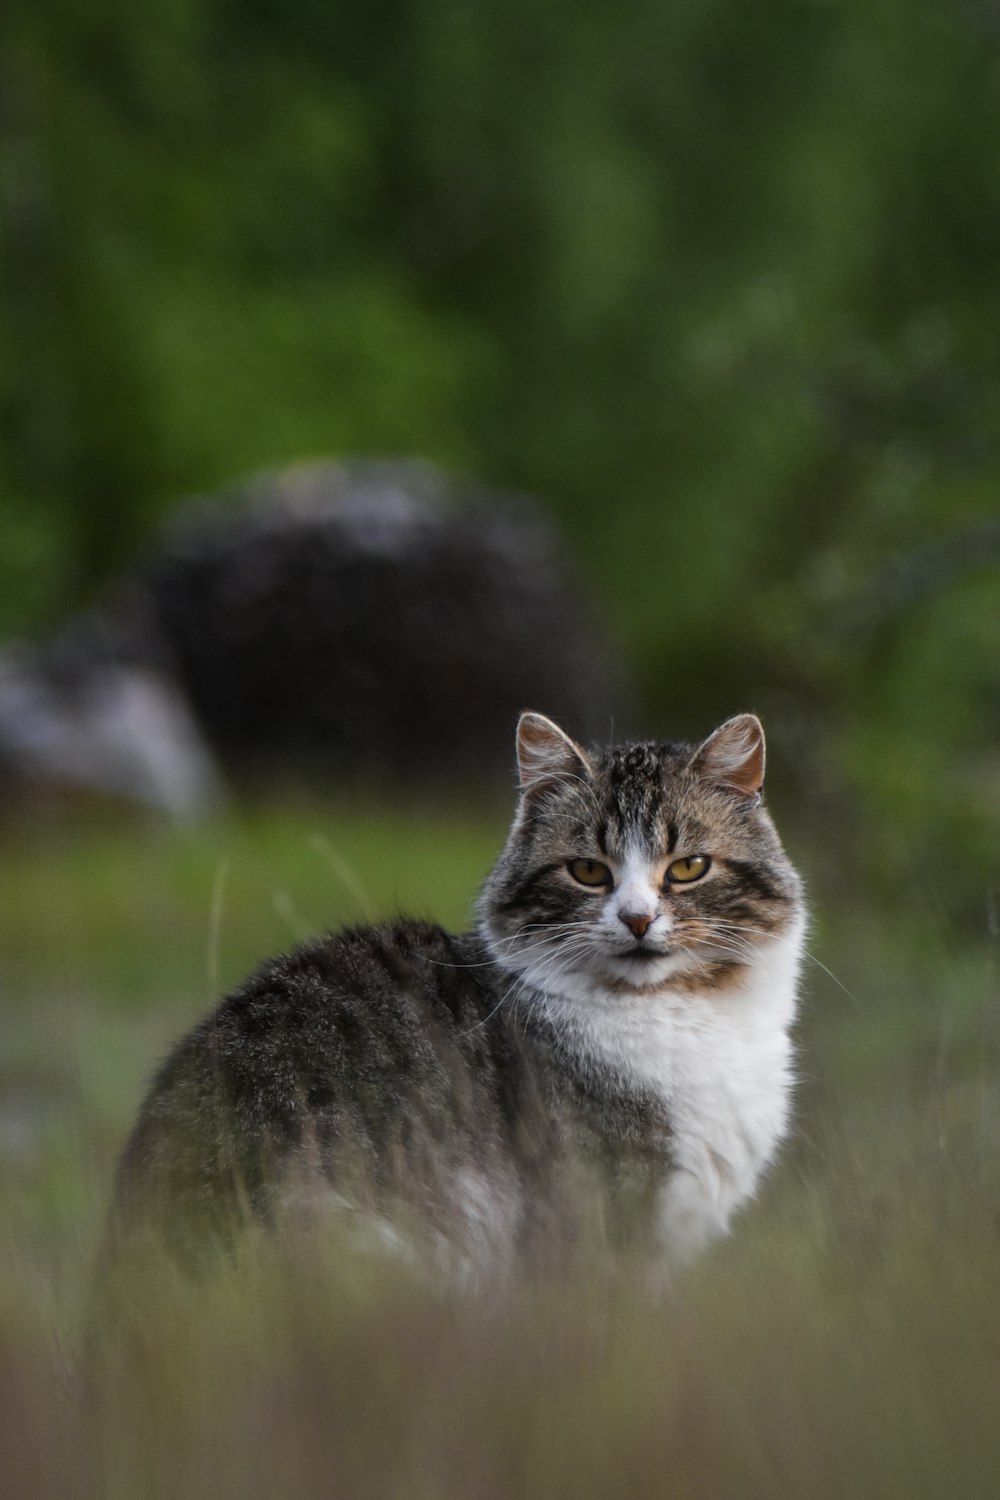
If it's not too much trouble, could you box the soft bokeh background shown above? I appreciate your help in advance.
[2,2,999,1495]
[4,0,1000,903]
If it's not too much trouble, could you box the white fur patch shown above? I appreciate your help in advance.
[530,914,806,1266]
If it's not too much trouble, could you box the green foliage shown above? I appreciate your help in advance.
[1,0,998,888]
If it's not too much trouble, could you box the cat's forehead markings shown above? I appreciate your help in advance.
[597,742,670,853]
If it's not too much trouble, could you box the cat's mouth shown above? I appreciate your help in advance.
[597,943,692,990]
[612,943,672,967]
[602,942,707,983]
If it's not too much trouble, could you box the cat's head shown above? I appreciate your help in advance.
[478,712,804,999]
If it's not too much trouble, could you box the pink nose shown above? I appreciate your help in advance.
[619,911,654,939]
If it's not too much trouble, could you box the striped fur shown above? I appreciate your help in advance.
[110,713,805,1278]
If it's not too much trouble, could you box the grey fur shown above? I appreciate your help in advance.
[110,714,803,1275]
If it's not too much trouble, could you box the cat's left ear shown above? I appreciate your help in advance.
[689,714,765,802]
[516,712,593,800]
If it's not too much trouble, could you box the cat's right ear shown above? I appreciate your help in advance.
[516,712,593,800]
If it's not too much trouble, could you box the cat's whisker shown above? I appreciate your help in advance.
[426,923,594,972]
[680,934,759,967]
[522,935,594,979]
[455,934,600,1041]
[501,931,591,964]
[694,921,860,1005]
[510,919,593,938]
[693,920,773,950]
[520,933,597,989]
[426,940,561,973]
[688,933,758,959]
[460,943,598,1042]
[801,949,863,1007]
[453,972,526,1038]
[688,927,760,952]
[499,918,591,943]
[700,920,775,942]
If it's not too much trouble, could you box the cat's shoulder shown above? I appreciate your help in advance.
[247,917,476,989]
[199,918,492,1045]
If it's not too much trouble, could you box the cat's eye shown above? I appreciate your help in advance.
[567,858,612,888]
[666,855,711,884]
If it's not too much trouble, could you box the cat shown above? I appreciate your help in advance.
[108,711,805,1280]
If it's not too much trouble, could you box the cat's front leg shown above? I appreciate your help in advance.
[656,1157,740,1269]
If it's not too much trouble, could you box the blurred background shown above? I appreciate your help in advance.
[2,2,1000,1495]
[3,0,999,902]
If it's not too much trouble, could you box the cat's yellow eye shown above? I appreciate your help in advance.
[666,855,711,884]
[567,858,612,888]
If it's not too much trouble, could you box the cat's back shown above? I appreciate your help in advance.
[190,919,501,1087]
[111,921,531,1264]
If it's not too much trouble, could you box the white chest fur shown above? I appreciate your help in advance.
[541,921,805,1266]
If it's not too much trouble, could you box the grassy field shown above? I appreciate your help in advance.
[1,798,998,1498]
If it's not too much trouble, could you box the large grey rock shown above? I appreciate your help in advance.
[0,460,628,814]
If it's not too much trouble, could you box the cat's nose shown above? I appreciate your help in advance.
[619,911,654,939]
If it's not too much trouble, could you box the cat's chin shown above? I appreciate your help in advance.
[596,949,692,988]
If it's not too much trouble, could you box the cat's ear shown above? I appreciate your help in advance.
[689,714,765,801]
[516,712,593,799]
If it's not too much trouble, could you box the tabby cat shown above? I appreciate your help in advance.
[110,712,805,1277]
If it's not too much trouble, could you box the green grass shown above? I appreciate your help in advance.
[1,800,998,1498]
